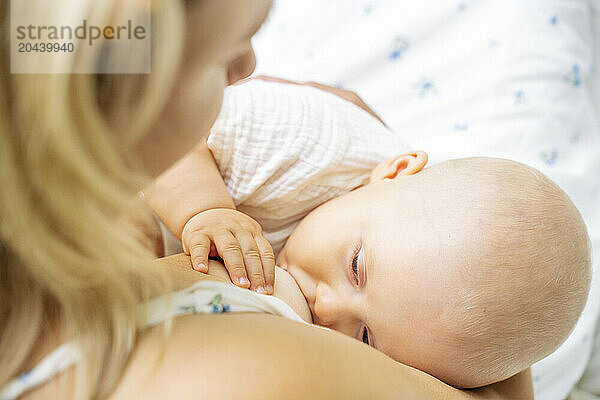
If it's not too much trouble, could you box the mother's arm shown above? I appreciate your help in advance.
[109,255,533,400]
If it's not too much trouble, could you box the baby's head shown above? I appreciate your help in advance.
[277,153,591,388]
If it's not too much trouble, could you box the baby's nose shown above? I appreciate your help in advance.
[313,283,348,326]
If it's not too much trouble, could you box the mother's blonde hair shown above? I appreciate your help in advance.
[0,1,191,398]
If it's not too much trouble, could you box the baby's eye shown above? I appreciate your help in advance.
[362,327,369,345]
[349,244,362,286]
[352,254,359,279]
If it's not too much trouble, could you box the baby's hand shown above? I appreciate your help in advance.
[181,208,275,294]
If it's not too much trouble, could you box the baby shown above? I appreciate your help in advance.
[147,80,591,388]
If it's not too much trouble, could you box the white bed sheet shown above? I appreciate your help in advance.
[252,1,600,399]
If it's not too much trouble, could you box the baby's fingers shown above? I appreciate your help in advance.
[236,231,268,294]
[187,233,211,273]
[255,235,275,294]
[214,230,251,289]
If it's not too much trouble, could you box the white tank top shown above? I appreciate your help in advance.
[0,280,307,400]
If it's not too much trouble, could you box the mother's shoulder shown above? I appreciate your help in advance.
[108,312,328,400]
[107,302,531,400]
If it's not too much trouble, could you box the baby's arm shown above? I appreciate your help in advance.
[146,140,234,238]
[144,139,275,294]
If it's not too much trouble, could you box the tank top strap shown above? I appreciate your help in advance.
[0,343,79,400]
[142,280,307,327]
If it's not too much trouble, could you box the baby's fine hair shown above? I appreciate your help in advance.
[421,157,591,387]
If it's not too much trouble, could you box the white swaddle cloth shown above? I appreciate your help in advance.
[162,79,412,256]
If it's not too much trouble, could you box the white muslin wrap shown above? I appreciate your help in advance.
[161,79,411,256]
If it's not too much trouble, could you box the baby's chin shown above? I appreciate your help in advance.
[273,266,313,323]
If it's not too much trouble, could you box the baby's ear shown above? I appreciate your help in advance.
[369,151,428,183]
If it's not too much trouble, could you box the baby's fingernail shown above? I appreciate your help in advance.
[266,284,274,294]
[238,277,250,286]
[194,263,207,272]
[256,286,267,295]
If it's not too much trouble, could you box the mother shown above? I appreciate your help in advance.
[0,0,532,398]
